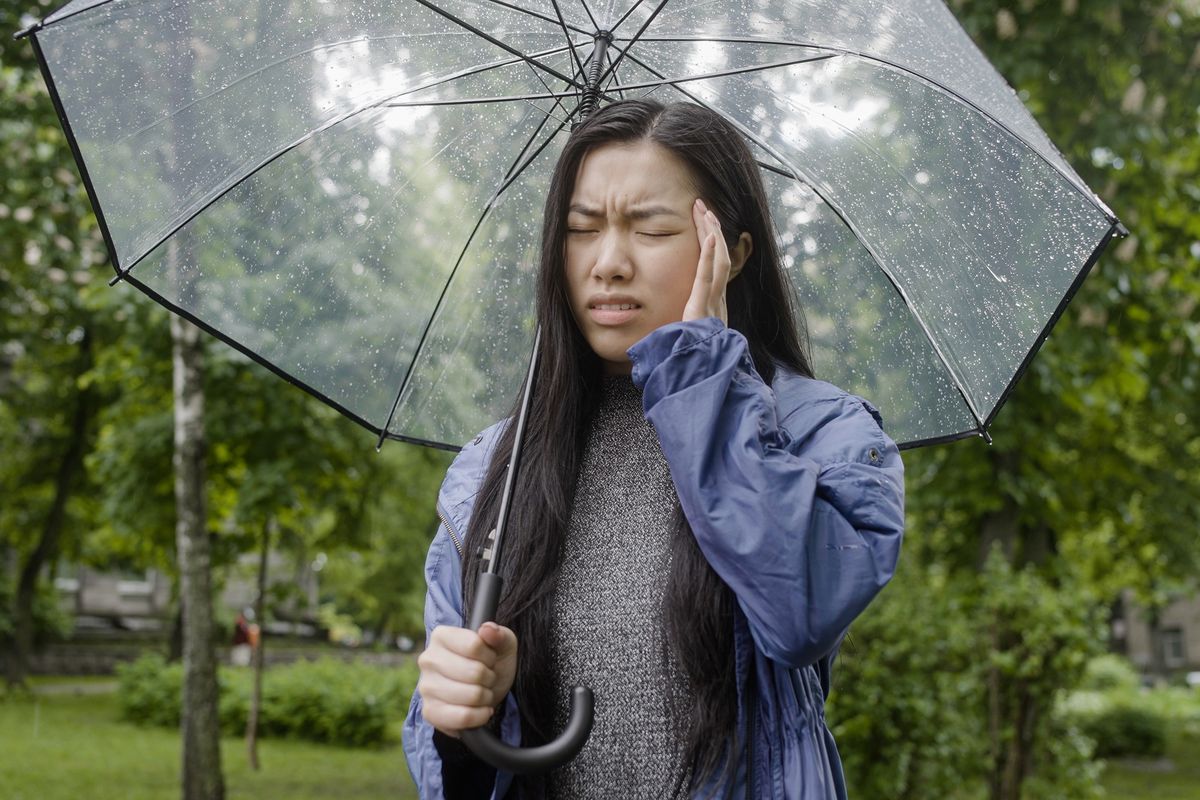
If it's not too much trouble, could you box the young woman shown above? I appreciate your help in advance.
[402,99,905,799]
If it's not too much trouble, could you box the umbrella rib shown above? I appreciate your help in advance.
[575,0,601,30]
[112,271,474,450]
[116,32,507,146]
[383,55,837,108]
[384,41,590,105]
[610,0,650,36]
[385,91,582,107]
[630,35,1117,222]
[549,0,588,76]
[607,57,629,100]
[480,0,594,37]
[677,63,999,283]
[409,0,585,91]
[28,33,125,282]
[612,44,989,432]
[521,50,574,126]
[375,103,581,447]
[980,220,1122,432]
[596,54,839,94]
[601,0,671,84]
[106,42,586,282]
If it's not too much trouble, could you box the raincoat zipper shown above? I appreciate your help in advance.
[436,502,465,559]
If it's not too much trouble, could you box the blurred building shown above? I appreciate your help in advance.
[51,549,321,636]
[1111,591,1200,677]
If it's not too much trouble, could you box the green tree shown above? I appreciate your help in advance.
[0,0,110,688]
[831,2,1200,799]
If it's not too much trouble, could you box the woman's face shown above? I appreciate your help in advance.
[564,140,703,374]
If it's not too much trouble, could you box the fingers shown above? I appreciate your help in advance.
[421,697,495,737]
[478,621,518,659]
[429,624,500,668]
[418,625,514,736]
[420,645,497,685]
[688,199,731,323]
[421,671,497,708]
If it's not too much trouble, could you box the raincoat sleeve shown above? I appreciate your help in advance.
[628,317,905,668]
[402,517,522,798]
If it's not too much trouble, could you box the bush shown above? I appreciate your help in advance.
[116,654,420,748]
[1076,703,1168,759]
[116,654,183,727]
[1078,654,1140,693]
[828,563,989,800]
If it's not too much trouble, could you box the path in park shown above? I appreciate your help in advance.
[29,680,117,695]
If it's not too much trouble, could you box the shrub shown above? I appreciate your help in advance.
[828,563,989,800]
[1076,703,1168,759]
[115,653,419,747]
[1078,654,1140,693]
[116,654,183,727]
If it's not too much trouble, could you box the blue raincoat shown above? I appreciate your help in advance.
[403,317,906,799]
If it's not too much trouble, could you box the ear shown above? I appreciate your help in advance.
[728,232,753,281]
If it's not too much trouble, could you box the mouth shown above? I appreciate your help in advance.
[587,301,642,325]
[590,302,641,311]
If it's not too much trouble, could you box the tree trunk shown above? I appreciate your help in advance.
[167,602,185,663]
[172,270,225,800]
[246,517,272,770]
[3,328,93,689]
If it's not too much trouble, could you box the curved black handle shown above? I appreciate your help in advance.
[461,572,595,774]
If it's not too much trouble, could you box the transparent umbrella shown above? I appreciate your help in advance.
[19,0,1124,773]
[18,0,1123,452]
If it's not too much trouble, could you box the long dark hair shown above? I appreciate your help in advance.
[461,99,813,795]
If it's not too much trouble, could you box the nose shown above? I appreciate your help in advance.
[590,230,633,283]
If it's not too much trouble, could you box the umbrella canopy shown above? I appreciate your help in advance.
[20,0,1123,449]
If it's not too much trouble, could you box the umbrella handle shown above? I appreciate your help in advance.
[460,572,595,774]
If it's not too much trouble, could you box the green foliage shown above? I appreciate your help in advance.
[116,654,419,748]
[1018,714,1102,800]
[115,653,184,728]
[1076,703,1168,759]
[1079,654,1142,693]
[1061,654,1200,760]
[830,551,1108,800]
[0,572,73,647]
[316,444,453,640]
[829,561,987,799]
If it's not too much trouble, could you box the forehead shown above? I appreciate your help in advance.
[570,140,697,207]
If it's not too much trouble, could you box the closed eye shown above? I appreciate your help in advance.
[638,231,677,237]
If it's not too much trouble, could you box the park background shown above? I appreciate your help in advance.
[2,0,1198,798]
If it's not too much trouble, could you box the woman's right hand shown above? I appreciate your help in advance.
[417,621,519,737]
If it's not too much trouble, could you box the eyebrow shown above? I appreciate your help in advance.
[568,203,683,221]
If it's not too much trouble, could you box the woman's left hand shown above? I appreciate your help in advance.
[683,198,732,325]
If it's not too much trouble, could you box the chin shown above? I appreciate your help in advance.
[587,335,639,368]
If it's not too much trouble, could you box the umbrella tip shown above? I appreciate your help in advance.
[980,429,994,446]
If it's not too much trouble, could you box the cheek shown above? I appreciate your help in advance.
[662,245,700,294]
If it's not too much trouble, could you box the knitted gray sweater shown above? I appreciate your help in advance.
[546,375,696,799]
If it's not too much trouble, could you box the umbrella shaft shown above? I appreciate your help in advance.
[487,326,543,574]
[577,32,612,124]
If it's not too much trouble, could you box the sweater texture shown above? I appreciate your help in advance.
[546,375,695,799]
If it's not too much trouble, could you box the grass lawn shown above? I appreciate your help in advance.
[1100,727,1200,800]
[0,689,418,800]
